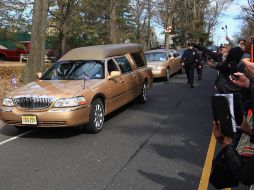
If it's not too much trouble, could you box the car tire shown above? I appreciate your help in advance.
[0,54,6,61]
[138,82,148,104]
[165,68,170,81]
[14,126,29,130]
[178,67,183,74]
[86,98,105,134]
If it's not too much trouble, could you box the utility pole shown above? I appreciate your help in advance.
[23,0,48,83]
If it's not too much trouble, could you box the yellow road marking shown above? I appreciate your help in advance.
[197,133,215,189]
[198,132,232,190]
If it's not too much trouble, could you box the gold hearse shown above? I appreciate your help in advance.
[0,44,153,133]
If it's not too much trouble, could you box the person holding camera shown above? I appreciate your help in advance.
[193,42,245,94]
[210,55,254,189]
[181,41,200,88]
[206,44,229,71]
[212,120,254,188]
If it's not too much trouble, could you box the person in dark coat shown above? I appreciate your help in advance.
[181,41,199,88]
[212,120,254,186]
[196,51,206,80]
[211,56,254,188]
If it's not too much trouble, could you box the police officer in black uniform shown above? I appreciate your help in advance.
[196,51,206,81]
[181,41,200,88]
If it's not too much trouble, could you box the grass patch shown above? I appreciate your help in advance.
[0,61,52,103]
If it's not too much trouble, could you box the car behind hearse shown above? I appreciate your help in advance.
[144,49,182,80]
[0,44,153,133]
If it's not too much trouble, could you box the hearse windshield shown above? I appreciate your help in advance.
[41,60,104,80]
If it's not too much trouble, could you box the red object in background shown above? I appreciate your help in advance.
[250,36,254,62]
[0,41,30,61]
[251,39,254,62]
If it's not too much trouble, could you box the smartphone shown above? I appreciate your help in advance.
[231,74,239,81]
[211,95,233,138]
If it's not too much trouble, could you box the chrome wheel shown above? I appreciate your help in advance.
[87,98,105,133]
[138,82,148,103]
[142,83,148,102]
[166,68,170,81]
[93,102,104,130]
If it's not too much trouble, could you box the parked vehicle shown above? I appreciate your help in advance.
[0,44,153,133]
[0,41,56,62]
[144,49,182,80]
[0,45,7,49]
[0,41,30,61]
[177,48,187,58]
[207,45,218,53]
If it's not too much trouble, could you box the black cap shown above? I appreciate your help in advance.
[187,40,192,46]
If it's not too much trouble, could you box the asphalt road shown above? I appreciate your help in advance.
[0,66,244,190]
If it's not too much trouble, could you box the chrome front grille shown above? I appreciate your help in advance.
[14,96,54,110]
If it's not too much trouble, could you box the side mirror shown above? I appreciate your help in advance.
[108,71,121,80]
[36,72,42,79]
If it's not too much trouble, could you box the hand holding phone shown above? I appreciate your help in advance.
[230,74,239,81]
[230,72,250,88]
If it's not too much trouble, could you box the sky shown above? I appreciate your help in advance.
[155,0,249,45]
[213,0,249,45]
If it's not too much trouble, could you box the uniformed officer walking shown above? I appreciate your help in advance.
[181,41,200,88]
[196,50,206,81]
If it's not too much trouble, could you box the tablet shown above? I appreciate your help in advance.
[211,95,233,138]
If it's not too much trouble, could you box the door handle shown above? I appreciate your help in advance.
[120,80,125,83]
[133,75,137,78]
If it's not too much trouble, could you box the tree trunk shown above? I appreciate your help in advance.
[109,0,118,44]
[165,16,172,49]
[23,0,48,83]
[147,0,151,50]
[61,23,67,55]
[61,35,67,55]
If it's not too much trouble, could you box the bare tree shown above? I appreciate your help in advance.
[23,0,48,83]
[0,0,33,31]
[205,0,233,39]
[239,0,254,39]
[129,0,149,44]
[109,0,118,43]
[48,0,80,55]
[244,0,254,20]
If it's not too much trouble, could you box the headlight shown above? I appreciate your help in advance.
[3,97,14,107]
[53,96,87,108]
[156,65,166,70]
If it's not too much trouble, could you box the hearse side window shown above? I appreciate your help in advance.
[131,52,146,68]
[114,56,132,74]
[107,59,119,74]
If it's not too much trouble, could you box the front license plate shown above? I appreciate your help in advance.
[21,115,37,125]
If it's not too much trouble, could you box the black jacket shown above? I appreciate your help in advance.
[193,44,244,76]
[181,48,199,66]
[219,145,254,186]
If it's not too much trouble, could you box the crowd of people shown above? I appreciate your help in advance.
[193,36,254,189]
[182,34,254,188]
